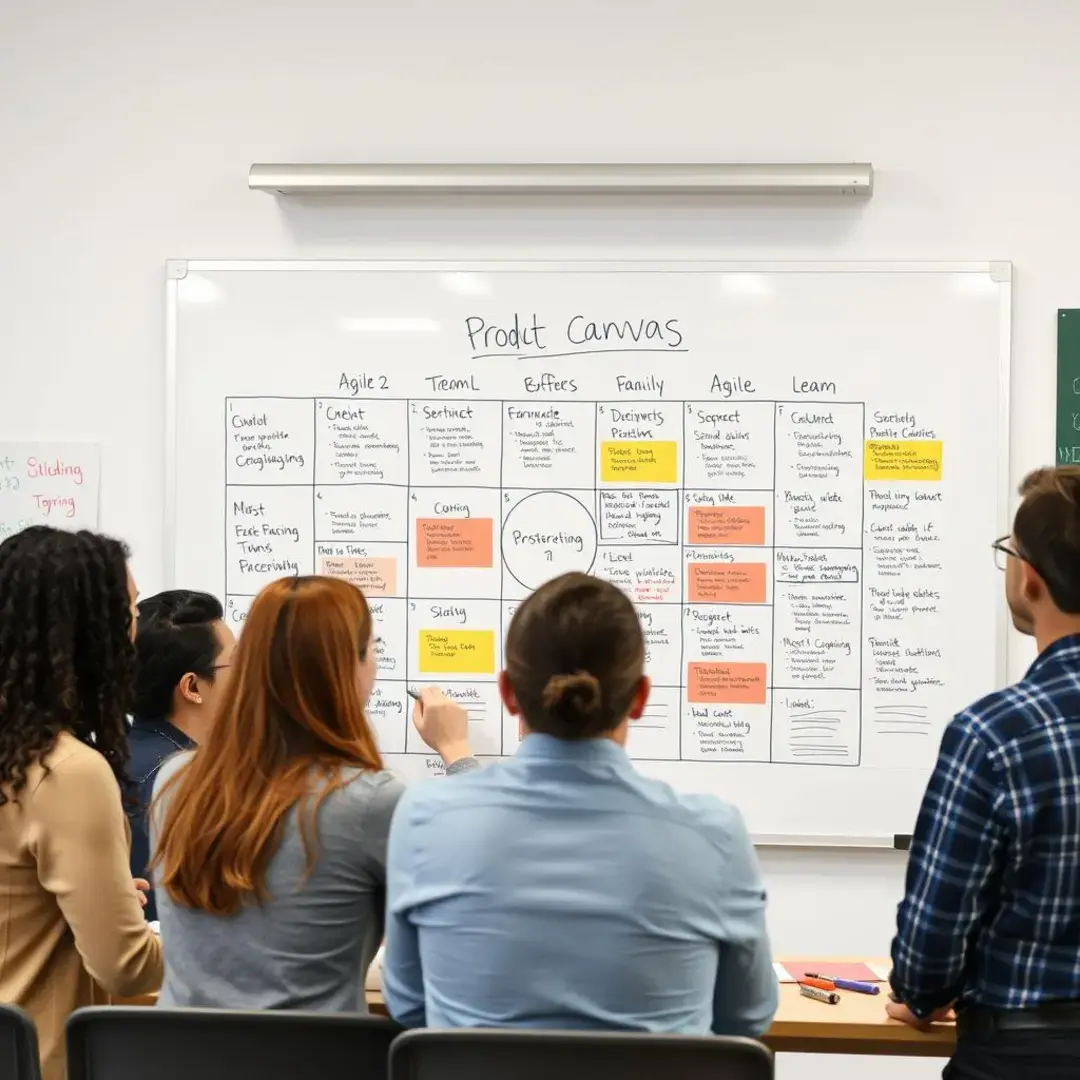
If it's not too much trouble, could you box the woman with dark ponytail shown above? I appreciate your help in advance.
[0,527,163,1080]
[385,571,777,1039]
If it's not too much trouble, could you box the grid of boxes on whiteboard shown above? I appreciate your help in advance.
[223,395,885,765]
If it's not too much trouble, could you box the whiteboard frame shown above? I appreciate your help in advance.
[164,259,1013,848]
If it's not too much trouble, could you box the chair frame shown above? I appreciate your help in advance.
[66,1006,401,1080]
[0,1003,41,1080]
[389,1027,774,1080]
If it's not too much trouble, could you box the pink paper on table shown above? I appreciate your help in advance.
[778,961,882,983]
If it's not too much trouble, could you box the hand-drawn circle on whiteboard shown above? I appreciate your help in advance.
[501,491,598,591]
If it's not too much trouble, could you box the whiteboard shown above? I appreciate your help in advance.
[167,260,1011,842]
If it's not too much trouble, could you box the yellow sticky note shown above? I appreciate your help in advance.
[418,630,495,674]
[601,441,678,483]
[864,440,943,481]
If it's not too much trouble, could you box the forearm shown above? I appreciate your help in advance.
[445,755,479,775]
[890,913,965,1016]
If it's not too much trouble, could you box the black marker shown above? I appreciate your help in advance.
[406,687,421,701]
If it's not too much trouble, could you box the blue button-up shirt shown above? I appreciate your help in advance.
[892,634,1080,1017]
[126,717,195,921]
[384,734,777,1037]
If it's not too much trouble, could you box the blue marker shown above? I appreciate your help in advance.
[806,972,880,996]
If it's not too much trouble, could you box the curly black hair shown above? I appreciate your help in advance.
[0,525,136,805]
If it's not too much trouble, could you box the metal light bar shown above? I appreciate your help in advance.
[248,162,873,197]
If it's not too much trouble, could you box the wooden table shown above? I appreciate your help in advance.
[763,977,954,1057]
[364,961,956,1059]
[125,959,956,1058]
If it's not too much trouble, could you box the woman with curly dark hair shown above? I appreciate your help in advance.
[0,526,163,1080]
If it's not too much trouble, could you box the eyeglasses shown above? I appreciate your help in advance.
[992,535,1018,572]
[992,535,1045,582]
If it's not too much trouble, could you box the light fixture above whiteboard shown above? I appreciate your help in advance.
[248,162,873,198]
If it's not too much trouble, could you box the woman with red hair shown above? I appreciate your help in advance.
[151,575,475,1010]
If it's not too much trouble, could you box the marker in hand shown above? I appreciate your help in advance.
[407,686,472,767]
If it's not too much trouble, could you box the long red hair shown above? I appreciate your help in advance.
[152,575,383,914]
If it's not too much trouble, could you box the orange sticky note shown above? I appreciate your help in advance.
[319,556,397,596]
[688,662,768,704]
[688,506,766,545]
[416,518,493,568]
[689,563,766,604]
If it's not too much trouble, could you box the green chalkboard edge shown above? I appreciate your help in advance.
[1057,310,1080,465]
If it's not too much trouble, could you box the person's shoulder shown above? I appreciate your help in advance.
[653,776,749,838]
[610,767,751,854]
[36,731,113,785]
[392,762,492,826]
[321,767,406,826]
[337,765,404,799]
[152,749,195,799]
[949,672,1073,756]
[25,733,119,815]
[126,722,158,747]
[127,723,172,755]
[127,725,178,783]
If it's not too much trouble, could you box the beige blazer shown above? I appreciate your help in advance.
[0,732,163,1080]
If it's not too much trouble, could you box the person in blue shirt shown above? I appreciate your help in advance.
[384,571,778,1038]
[127,591,235,920]
[890,466,1080,1079]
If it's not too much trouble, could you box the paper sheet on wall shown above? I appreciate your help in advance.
[0,443,101,542]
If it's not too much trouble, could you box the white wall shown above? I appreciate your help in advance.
[3,0,1075,1074]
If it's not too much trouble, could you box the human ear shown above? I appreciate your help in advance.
[627,676,651,720]
[498,671,520,715]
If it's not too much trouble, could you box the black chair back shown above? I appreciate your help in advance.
[389,1028,773,1080]
[0,1004,40,1080]
[66,1007,401,1080]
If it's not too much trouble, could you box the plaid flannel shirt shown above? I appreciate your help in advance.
[891,633,1080,1018]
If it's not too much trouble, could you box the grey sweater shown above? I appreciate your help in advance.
[150,752,477,1011]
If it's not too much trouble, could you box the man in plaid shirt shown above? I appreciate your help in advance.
[889,466,1080,1078]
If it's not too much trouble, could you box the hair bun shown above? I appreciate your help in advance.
[541,671,602,718]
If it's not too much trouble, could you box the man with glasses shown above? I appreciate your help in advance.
[888,466,1080,1078]
[127,591,235,920]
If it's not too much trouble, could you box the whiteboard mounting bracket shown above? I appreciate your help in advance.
[166,260,189,280]
[247,163,874,198]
